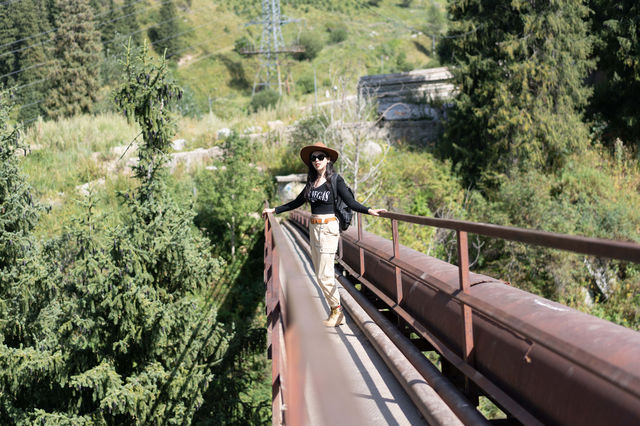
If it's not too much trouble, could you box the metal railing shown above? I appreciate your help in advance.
[288,209,640,425]
[373,210,640,400]
[263,207,363,426]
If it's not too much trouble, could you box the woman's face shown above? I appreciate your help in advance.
[310,150,329,174]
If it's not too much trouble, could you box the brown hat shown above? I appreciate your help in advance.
[299,142,339,167]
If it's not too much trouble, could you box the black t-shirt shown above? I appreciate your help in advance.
[274,174,370,215]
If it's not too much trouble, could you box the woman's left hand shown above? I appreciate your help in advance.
[368,208,387,216]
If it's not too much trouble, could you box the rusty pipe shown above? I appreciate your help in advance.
[336,274,490,426]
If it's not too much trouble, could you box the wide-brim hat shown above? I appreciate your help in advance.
[300,142,339,167]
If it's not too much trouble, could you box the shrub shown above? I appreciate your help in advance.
[234,35,252,53]
[293,32,324,61]
[326,22,348,44]
[250,89,280,112]
[297,73,315,94]
[0,44,228,424]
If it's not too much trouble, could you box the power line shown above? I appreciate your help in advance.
[96,0,174,30]
[3,2,203,82]
[0,0,172,60]
[7,2,220,126]
[0,0,149,51]
[245,0,301,95]
[0,61,51,80]
[12,78,46,92]
[12,8,212,124]
[101,6,199,51]
[144,17,216,54]
[0,0,25,8]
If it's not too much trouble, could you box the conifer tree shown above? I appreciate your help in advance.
[0,90,44,324]
[44,0,102,119]
[0,91,58,423]
[441,0,594,187]
[589,0,640,145]
[99,0,120,52]
[1,47,229,423]
[0,7,19,81]
[121,0,143,46]
[0,0,53,122]
[150,0,185,59]
[195,134,271,258]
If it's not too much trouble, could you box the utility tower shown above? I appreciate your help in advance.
[241,0,303,95]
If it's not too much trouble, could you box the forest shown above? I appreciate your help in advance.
[1,0,639,423]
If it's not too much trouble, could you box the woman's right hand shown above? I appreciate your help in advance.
[262,208,275,218]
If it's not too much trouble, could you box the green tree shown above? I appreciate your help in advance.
[1,46,229,424]
[249,88,279,112]
[0,91,58,423]
[44,0,102,119]
[0,91,47,336]
[293,32,324,61]
[0,0,53,122]
[441,0,594,188]
[121,0,143,46]
[588,0,640,145]
[99,0,121,52]
[149,0,184,59]
[195,134,271,258]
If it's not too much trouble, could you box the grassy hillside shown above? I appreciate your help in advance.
[164,0,446,115]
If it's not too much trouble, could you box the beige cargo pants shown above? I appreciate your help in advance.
[309,215,341,309]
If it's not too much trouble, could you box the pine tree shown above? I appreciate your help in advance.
[0,91,58,423]
[0,0,53,122]
[119,0,143,47]
[44,0,102,120]
[441,0,594,187]
[99,0,120,52]
[588,0,640,145]
[0,6,19,81]
[150,0,185,59]
[195,134,271,258]
[1,46,229,423]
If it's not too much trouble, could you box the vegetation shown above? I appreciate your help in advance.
[195,133,271,257]
[249,89,280,112]
[441,0,594,188]
[149,0,185,59]
[293,32,324,61]
[1,0,640,423]
[44,0,102,119]
[588,0,640,146]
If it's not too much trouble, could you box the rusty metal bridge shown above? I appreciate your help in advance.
[263,209,640,425]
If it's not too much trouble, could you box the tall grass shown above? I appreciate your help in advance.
[18,113,139,238]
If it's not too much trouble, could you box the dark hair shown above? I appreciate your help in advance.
[303,160,335,201]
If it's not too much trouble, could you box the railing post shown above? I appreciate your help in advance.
[392,219,403,306]
[457,230,474,392]
[263,207,284,426]
[358,212,365,276]
[265,218,273,359]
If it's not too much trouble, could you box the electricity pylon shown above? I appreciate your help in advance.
[241,0,303,95]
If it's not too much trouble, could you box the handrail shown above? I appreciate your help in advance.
[378,211,640,262]
[263,208,364,426]
[287,208,640,425]
[373,211,640,399]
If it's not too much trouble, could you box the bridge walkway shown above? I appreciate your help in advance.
[280,223,427,425]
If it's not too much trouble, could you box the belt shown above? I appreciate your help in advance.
[311,217,337,224]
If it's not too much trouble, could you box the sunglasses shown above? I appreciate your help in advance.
[310,153,328,162]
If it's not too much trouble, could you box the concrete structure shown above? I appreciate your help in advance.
[276,173,306,202]
[358,67,455,145]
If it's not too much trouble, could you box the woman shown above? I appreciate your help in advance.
[263,142,386,327]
